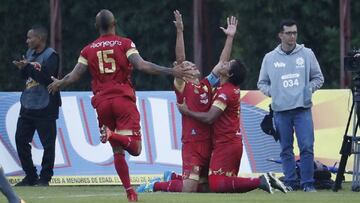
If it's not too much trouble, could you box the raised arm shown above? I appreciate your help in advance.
[174,10,185,64]
[128,53,193,80]
[212,16,238,76]
[173,10,186,92]
[47,63,88,94]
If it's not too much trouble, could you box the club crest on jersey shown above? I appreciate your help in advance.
[274,61,286,68]
[295,57,305,68]
[191,129,196,135]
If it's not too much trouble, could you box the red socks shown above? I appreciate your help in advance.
[153,180,183,192]
[113,153,132,190]
[209,175,260,193]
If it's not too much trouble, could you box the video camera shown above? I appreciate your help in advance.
[344,49,360,72]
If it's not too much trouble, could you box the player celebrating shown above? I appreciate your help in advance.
[137,11,237,193]
[177,59,288,194]
[48,9,192,202]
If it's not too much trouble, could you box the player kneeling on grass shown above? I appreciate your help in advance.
[177,60,288,194]
[137,11,238,193]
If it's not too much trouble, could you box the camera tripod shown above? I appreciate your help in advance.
[333,87,360,192]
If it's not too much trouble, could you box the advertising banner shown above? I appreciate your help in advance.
[0,90,353,185]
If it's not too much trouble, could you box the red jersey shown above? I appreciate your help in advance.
[77,34,139,107]
[212,82,241,144]
[175,78,212,143]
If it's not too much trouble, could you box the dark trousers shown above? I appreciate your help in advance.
[15,117,57,181]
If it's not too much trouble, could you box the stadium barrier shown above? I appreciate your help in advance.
[0,90,354,185]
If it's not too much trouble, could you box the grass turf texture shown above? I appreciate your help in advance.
[1,183,357,203]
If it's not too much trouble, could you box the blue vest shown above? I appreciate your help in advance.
[20,48,55,110]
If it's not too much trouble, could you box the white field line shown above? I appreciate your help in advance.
[29,192,120,199]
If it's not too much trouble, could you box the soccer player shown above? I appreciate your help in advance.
[177,59,288,194]
[47,9,192,202]
[137,11,238,193]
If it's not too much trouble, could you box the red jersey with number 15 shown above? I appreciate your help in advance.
[212,82,242,144]
[77,34,139,108]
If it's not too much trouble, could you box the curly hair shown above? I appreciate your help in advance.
[228,59,247,87]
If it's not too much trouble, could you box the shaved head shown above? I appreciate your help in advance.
[95,9,116,33]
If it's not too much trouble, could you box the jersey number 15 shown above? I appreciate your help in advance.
[97,50,116,74]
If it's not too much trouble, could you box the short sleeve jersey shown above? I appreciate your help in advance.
[212,82,241,143]
[78,34,139,105]
[175,79,213,143]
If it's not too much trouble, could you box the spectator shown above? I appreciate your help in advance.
[257,19,324,192]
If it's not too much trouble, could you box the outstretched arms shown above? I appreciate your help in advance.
[128,10,193,82]
[128,53,191,79]
[48,63,88,94]
[211,16,238,76]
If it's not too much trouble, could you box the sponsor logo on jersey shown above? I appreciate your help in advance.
[200,98,208,104]
[281,73,300,80]
[199,93,208,104]
[90,40,122,48]
[274,61,286,68]
[296,57,305,68]
[200,93,207,99]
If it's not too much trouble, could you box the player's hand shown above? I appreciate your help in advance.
[177,98,189,116]
[173,10,184,32]
[220,16,238,37]
[12,55,29,70]
[47,76,62,94]
[172,61,197,81]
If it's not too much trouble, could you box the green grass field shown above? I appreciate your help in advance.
[1,183,358,203]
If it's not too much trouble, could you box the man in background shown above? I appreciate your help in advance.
[12,25,61,187]
[257,19,324,192]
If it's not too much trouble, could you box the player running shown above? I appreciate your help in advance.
[48,9,192,202]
